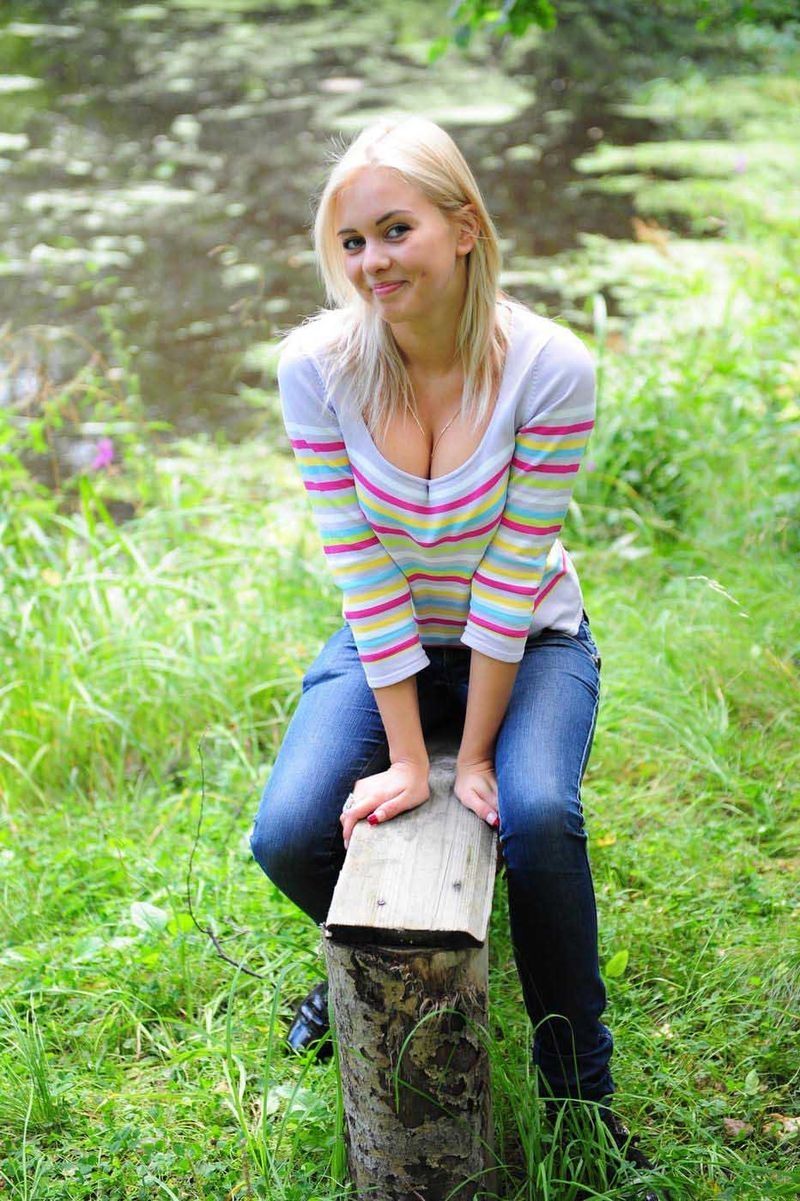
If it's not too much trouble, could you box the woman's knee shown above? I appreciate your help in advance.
[250,779,339,885]
[499,783,588,872]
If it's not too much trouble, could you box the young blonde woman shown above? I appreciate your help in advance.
[250,116,660,1198]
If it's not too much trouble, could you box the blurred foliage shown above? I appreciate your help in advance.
[438,0,799,55]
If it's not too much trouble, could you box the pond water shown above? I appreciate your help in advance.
[0,0,661,442]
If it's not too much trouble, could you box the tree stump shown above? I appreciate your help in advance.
[322,735,498,1200]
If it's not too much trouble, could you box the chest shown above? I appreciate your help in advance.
[372,383,496,482]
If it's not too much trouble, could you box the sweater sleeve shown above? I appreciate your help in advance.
[278,347,430,688]
[461,326,596,662]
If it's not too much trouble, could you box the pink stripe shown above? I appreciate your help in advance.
[468,613,528,639]
[351,462,508,515]
[371,515,500,547]
[501,516,561,536]
[324,536,379,554]
[511,457,579,474]
[474,570,537,597]
[417,617,465,627]
[521,420,594,435]
[360,634,419,663]
[305,478,351,492]
[345,593,407,620]
[291,436,346,452]
[533,566,566,609]
[408,571,470,585]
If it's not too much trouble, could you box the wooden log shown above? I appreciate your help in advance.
[322,734,498,1200]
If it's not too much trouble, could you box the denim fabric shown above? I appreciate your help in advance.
[250,614,614,1103]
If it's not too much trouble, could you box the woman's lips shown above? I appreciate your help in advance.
[372,281,404,296]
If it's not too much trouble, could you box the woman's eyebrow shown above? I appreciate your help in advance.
[336,209,414,236]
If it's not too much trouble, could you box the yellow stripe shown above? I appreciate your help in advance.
[470,582,531,611]
[330,552,392,576]
[297,452,349,469]
[359,479,506,526]
[354,610,411,635]
[481,541,561,578]
[517,435,589,451]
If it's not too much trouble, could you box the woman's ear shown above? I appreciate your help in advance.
[455,204,480,257]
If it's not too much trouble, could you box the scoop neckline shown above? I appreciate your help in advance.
[355,304,518,488]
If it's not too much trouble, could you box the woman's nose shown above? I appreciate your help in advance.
[362,238,391,274]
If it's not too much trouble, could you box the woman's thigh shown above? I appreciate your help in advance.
[494,619,601,869]
[250,625,453,873]
[250,625,387,873]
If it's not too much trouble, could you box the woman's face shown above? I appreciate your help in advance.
[333,165,476,331]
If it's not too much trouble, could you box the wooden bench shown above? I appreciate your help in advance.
[322,731,499,1200]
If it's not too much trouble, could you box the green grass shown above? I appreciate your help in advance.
[2,21,800,1201]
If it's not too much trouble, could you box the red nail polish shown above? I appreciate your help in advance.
[367,814,379,826]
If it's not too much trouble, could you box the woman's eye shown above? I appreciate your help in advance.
[341,225,410,253]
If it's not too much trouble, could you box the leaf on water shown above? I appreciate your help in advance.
[122,5,169,20]
[6,22,80,38]
[0,75,43,93]
[0,134,29,153]
[604,949,629,978]
[318,77,363,95]
[171,114,202,142]
[130,901,169,932]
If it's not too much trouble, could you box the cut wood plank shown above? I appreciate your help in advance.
[324,736,497,948]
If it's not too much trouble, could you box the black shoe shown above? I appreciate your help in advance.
[598,1109,661,1200]
[286,979,333,1060]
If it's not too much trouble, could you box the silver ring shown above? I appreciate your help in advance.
[342,792,355,812]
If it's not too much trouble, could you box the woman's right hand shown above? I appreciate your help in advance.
[340,759,430,849]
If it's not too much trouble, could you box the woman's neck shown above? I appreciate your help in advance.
[389,269,467,377]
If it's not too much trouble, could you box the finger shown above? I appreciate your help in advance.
[368,789,429,825]
[459,791,499,828]
[341,785,405,846]
[339,789,382,836]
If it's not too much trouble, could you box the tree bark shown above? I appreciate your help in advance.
[324,937,495,1200]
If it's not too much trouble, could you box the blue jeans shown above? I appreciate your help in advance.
[250,613,614,1103]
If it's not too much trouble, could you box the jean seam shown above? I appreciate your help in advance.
[574,672,601,824]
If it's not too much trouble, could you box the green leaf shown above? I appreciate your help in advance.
[605,949,630,978]
[743,1069,760,1095]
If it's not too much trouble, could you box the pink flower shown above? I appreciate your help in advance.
[90,437,115,472]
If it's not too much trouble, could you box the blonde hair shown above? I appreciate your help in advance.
[285,115,511,438]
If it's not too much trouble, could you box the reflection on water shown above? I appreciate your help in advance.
[0,1,656,441]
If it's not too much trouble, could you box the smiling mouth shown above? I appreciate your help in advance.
[372,281,404,294]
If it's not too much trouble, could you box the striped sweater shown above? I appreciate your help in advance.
[278,303,595,688]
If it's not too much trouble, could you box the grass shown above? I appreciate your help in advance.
[2,19,800,1201]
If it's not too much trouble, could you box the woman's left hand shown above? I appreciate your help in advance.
[454,757,499,829]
